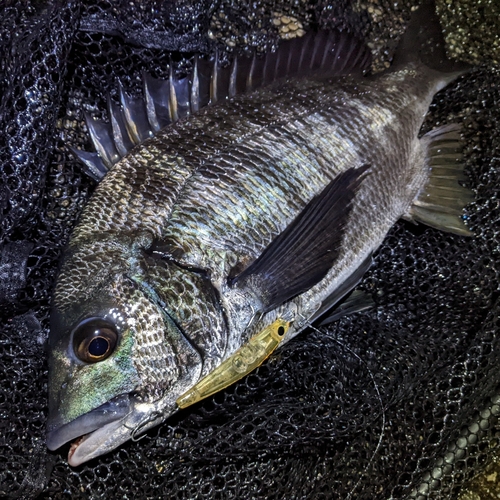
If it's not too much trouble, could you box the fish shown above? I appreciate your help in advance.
[46,0,474,466]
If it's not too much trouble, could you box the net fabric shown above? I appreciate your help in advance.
[0,0,499,498]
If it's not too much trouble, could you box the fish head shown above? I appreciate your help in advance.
[47,242,203,466]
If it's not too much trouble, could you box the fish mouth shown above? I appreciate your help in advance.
[47,394,133,466]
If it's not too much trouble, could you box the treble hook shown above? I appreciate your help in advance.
[131,410,163,442]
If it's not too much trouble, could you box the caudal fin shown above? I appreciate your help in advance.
[408,124,474,236]
[392,0,470,77]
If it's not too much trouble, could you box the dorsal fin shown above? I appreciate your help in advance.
[72,30,371,180]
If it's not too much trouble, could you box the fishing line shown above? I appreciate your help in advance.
[306,322,386,499]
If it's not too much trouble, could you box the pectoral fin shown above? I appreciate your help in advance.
[231,166,369,311]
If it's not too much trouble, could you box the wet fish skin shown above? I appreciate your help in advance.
[142,68,446,340]
[47,5,472,465]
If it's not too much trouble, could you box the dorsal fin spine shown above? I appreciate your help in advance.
[143,75,160,132]
[107,95,134,156]
[118,83,153,144]
[247,55,256,92]
[297,35,311,74]
[285,38,298,75]
[118,83,138,144]
[229,57,238,98]
[69,146,108,181]
[319,34,331,69]
[168,64,179,122]
[84,112,119,168]
[209,50,219,105]
[310,34,322,71]
[263,50,276,84]
[73,30,371,180]
[190,56,200,113]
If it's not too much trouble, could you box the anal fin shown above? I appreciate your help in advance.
[408,124,474,236]
[318,289,374,326]
[311,253,373,324]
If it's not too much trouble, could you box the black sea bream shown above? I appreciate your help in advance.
[47,1,473,466]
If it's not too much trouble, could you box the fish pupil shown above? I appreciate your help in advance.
[278,326,285,336]
[88,337,109,357]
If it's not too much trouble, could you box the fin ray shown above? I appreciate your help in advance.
[143,72,172,131]
[408,123,473,235]
[84,113,120,168]
[74,30,371,180]
[319,289,374,326]
[119,83,153,144]
[231,166,370,312]
[68,147,108,181]
[107,96,135,157]
[312,254,374,324]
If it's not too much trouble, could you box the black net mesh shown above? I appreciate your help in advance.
[1,0,499,498]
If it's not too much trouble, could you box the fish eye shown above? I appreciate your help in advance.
[72,318,118,363]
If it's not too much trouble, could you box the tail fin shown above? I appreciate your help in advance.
[392,0,470,77]
[408,124,474,236]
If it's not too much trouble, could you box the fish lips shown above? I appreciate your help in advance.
[47,394,133,466]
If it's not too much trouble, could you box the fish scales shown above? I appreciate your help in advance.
[57,75,428,358]
[55,70,433,377]
[172,78,424,256]
[155,74,435,323]
[141,257,228,376]
[48,2,474,465]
